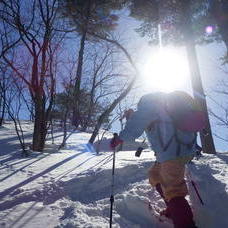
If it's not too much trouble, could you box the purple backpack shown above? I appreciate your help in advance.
[166,91,207,133]
[157,91,206,153]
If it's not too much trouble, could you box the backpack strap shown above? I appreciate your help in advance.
[157,122,175,152]
[174,130,197,156]
[147,120,174,151]
[157,122,197,155]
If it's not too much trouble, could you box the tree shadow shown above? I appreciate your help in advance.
[0,133,78,167]
[0,201,47,228]
[216,152,228,164]
[0,151,25,165]
[63,161,153,204]
[15,202,45,228]
[55,155,97,181]
[0,145,64,169]
[45,130,81,142]
[0,153,50,182]
[0,132,33,167]
[9,202,41,228]
[0,144,22,160]
[0,152,43,169]
[0,160,154,213]
[0,132,33,147]
[0,151,85,201]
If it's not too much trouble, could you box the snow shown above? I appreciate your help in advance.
[0,122,228,228]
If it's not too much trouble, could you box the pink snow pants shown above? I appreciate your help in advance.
[148,156,193,202]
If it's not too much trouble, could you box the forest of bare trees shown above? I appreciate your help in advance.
[0,0,227,155]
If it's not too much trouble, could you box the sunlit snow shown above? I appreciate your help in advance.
[0,122,228,228]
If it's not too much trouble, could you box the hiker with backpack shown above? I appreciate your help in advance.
[110,91,206,228]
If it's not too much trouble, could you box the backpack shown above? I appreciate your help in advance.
[166,91,207,132]
[157,91,206,154]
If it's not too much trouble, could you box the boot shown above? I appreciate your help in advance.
[168,196,197,228]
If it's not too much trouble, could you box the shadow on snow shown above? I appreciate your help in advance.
[63,161,153,204]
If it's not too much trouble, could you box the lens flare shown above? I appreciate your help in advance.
[206,26,213,34]
[140,48,190,92]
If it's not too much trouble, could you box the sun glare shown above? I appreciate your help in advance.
[140,48,190,92]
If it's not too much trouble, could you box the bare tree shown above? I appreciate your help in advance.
[80,42,129,131]
[0,66,7,126]
[0,0,65,151]
[82,32,139,144]
[56,41,130,148]
[59,0,123,128]
[0,74,29,156]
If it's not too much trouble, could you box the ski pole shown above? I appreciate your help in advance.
[190,179,204,205]
[109,146,117,228]
[187,166,204,205]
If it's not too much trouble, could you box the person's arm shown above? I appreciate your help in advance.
[119,94,159,142]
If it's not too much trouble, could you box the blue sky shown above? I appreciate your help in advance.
[11,7,228,152]
[110,10,228,152]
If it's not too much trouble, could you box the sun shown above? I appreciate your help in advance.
[140,48,190,92]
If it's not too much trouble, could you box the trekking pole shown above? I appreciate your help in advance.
[187,166,204,205]
[109,146,117,228]
[190,179,204,205]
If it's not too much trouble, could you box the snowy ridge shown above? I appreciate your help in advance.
[0,122,228,228]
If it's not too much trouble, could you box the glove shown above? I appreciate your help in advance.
[110,135,123,149]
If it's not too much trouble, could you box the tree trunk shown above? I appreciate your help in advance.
[89,78,136,144]
[185,43,216,154]
[211,0,228,57]
[72,30,87,128]
[2,92,28,156]
[82,103,94,131]
[0,97,5,126]
[87,35,139,144]
[59,109,69,149]
[218,26,228,60]
[0,73,6,126]
[182,0,216,154]
[82,67,97,131]
[89,114,106,144]
[32,95,47,151]
[72,1,91,128]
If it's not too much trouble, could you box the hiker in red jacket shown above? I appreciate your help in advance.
[110,92,202,228]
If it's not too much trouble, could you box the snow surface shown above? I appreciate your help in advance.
[0,122,228,228]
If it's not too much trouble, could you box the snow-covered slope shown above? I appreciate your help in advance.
[0,122,228,228]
